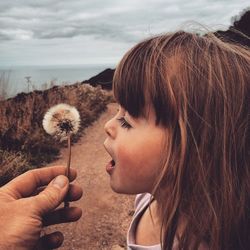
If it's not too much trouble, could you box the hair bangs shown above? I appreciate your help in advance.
[113,36,178,126]
[113,44,149,118]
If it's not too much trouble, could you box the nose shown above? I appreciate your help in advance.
[104,118,116,139]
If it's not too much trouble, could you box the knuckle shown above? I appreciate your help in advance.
[41,187,61,205]
[47,187,61,201]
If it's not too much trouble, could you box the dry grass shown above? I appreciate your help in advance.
[0,150,32,186]
[0,82,113,185]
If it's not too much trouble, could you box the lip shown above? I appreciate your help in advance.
[103,143,115,175]
[106,160,115,175]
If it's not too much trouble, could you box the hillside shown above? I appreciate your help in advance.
[0,83,112,185]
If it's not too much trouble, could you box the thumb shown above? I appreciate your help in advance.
[32,175,69,215]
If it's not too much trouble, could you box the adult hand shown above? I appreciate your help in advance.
[0,165,83,249]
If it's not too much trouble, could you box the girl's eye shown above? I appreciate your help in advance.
[117,117,132,129]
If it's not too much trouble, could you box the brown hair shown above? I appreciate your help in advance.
[113,32,250,249]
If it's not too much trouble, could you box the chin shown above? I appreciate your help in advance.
[110,182,145,195]
[110,184,130,194]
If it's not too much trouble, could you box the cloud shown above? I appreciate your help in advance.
[0,28,33,40]
[0,0,249,66]
[0,0,246,42]
[0,1,143,43]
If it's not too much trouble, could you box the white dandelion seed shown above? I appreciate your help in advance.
[42,103,80,141]
[42,103,80,208]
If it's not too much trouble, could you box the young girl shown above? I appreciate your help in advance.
[103,31,250,250]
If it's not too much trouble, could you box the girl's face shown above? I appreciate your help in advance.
[103,105,166,194]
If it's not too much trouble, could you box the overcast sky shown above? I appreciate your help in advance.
[0,0,249,67]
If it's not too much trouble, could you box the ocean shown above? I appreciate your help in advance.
[0,64,115,98]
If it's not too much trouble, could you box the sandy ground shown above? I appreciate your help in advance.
[46,103,135,250]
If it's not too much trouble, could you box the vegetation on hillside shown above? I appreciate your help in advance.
[0,83,113,185]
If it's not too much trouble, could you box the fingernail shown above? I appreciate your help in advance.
[52,175,68,188]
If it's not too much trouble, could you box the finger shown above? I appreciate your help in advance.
[65,184,83,202]
[1,166,77,199]
[43,207,82,226]
[29,175,69,214]
[34,183,83,202]
[37,231,64,249]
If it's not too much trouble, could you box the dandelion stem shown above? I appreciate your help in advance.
[64,134,71,208]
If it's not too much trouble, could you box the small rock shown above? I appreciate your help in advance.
[102,240,108,246]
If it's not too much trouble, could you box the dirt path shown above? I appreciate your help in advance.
[46,103,135,250]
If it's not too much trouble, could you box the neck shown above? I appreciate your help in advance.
[152,192,187,242]
[135,198,163,246]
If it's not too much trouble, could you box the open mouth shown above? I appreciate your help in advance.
[111,159,115,167]
[106,159,116,174]
[103,143,116,173]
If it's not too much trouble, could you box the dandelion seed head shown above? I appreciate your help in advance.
[43,103,80,141]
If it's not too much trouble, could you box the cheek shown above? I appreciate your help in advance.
[116,141,161,181]
[116,144,136,169]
